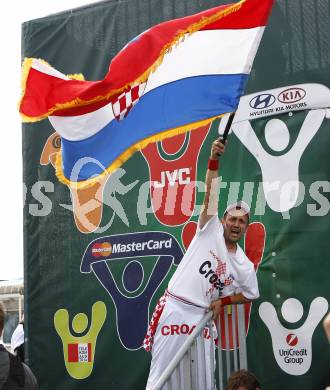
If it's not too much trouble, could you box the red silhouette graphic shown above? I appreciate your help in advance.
[141,125,210,226]
[181,221,198,250]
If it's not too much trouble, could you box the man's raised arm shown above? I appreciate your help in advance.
[199,139,225,230]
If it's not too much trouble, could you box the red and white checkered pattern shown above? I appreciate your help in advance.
[206,254,233,297]
[112,82,146,120]
[216,260,233,286]
[216,260,226,277]
[223,276,233,286]
[143,292,168,352]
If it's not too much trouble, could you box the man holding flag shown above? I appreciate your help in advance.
[143,138,260,389]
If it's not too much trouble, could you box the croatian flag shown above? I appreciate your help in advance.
[20,0,274,188]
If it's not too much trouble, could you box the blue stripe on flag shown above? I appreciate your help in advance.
[61,73,248,181]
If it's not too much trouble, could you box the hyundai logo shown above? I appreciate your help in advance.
[249,94,276,109]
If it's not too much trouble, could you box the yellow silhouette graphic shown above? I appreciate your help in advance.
[54,301,107,379]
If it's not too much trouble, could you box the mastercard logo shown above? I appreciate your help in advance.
[91,242,112,257]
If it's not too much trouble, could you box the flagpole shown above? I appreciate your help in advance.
[221,112,235,142]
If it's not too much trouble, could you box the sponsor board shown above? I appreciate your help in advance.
[81,231,182,271]
[141,126,209,226]
[259,297,328,375]
[234,84,330,122]
[232,108,327,213]
[81,231,184,350]
[54,301,107,379]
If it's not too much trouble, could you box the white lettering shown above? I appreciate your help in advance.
[29,181,54,217]
[137,181,162,226]
[165,170,178,187]
[308,181,330,216]
[165,238,172,249]
[112,243,121,253]
[100,238,173,254]
[153,168,191,188]
[178,168,191,184]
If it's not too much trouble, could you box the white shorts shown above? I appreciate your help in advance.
[145,295,216,390]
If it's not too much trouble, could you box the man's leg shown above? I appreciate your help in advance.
[146,298,213,390]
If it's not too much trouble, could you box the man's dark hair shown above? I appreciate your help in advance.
[226,369,260,390]
[0,303,5,333]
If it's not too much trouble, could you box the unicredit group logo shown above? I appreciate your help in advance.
[92,242,112,257]
[286,333,298,347]
[249,94,276,109]
[259,297,328,375]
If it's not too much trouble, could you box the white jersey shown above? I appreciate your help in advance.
[168,215,259,307]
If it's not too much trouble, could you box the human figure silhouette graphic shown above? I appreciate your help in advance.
[91,255,175,350]
[259,297,328,375]
[232,109,326,212]
[54,301,107,379]
[141,125,210,225]
[81,232,184,350]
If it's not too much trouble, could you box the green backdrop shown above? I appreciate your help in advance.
[22,1,330,389]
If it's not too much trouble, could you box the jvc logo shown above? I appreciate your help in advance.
[154,168,191,188]
[249,94,276,109]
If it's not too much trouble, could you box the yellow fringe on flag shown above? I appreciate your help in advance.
[20,58,33,100]
[67,73,85,81]
[20,0,245,122]
[55,114,224,190]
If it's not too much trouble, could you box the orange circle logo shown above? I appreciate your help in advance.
[92,242,112,257]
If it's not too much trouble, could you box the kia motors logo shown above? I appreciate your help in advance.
[278,88,306,104]
[249,94,276,109]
